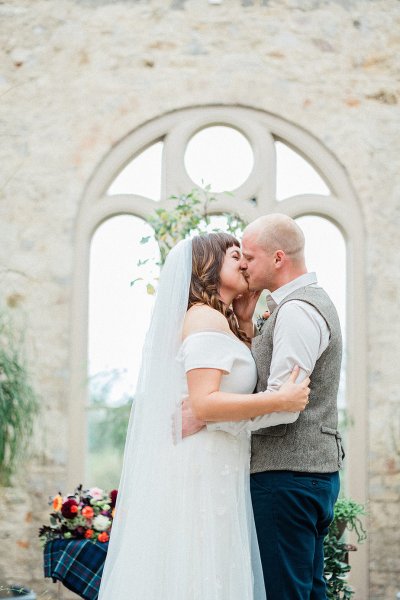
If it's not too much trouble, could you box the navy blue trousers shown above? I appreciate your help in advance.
[250,470,340,600]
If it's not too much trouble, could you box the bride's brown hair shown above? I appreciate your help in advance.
[188,232,250,344]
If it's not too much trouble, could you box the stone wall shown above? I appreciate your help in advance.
[0,0,399,598]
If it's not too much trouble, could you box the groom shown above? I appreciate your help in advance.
[183,214,344,599]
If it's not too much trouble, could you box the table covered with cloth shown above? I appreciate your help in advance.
[44,539,109,600]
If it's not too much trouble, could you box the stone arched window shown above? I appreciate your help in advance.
[69,106,366,587]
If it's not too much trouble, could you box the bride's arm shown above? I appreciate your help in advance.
[187,366,309,422]
[181,305,308,429]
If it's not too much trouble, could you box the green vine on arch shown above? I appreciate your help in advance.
[131,186,247,293]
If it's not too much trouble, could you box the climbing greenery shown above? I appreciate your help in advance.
[131,186,247,294]
[0,310,40,486]
[141,186,247,265]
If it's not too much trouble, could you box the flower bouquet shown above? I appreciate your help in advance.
[38,484,118,546]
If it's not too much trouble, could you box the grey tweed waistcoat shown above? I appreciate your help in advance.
[250,285,344,474]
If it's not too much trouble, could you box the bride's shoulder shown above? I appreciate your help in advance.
[183,304,230,339]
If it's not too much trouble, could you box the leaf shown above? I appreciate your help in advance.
[130,278,143,287]
[137,259,149,267]
[146,283,156,295]
[140,236,151,244]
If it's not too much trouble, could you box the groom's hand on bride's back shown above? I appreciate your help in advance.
[172,398,206,442]
[182,398,206,438]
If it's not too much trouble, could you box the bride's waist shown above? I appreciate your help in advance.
[183,427,249,452]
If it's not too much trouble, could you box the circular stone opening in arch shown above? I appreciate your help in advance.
[184,125,254,193]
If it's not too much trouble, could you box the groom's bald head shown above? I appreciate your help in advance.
[241,214,307,291]
[243,214,305,263]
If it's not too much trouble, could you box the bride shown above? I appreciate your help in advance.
[97,232,310,600]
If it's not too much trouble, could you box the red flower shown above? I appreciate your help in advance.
[85,529,94,539]
[109,489,118,508]
[61,498,79,519]
[97,532,109,543]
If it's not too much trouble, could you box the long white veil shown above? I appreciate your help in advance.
[98,238,192,599]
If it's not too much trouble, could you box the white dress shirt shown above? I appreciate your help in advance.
[207,272,330,435]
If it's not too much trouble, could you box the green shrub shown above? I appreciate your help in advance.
[0,310,40,485]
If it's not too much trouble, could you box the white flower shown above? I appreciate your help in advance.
[92,515,111,532]
[89,487,104,500]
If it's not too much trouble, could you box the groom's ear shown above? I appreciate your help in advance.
[274,250,286,268]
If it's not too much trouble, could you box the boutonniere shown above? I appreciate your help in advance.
[256,311,271,333]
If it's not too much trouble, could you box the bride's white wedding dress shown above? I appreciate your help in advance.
[176,330,261,599]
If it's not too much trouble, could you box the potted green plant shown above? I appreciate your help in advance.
[330,497,367,542]
[324,497,367,599]
[0,309,40,486]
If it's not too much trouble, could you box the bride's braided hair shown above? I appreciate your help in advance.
[188,233,251,344]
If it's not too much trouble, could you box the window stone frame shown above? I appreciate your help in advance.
[70,105,367,593]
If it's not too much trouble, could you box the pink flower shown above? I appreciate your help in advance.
[89,487,104,500]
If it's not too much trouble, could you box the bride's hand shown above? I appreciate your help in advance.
[232,289,262,324]
[278,365,311,412]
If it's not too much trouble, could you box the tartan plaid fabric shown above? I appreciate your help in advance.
[44,539,109,600]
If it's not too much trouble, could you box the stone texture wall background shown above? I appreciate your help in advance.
[0,0,399,598]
